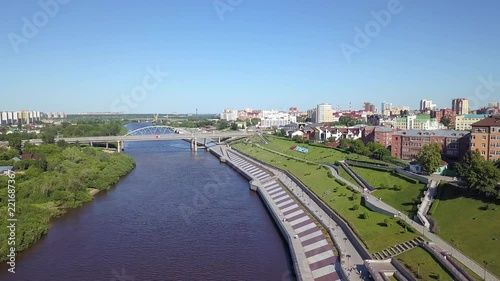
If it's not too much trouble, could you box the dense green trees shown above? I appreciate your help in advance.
[416,143,442,175]
[441,116,452,128]
[456,150,500,198]
[0,144,135,262]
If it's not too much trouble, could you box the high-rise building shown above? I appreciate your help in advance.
[420,99,436,111]
[470,115,500,160]
[316,103,333,123]
[363,102,376,113]
[381,102,392,114]
[452,98,469,115]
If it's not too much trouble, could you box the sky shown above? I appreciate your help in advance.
[1,0,499,114]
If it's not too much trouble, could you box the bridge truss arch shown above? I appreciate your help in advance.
[124,126,181,137]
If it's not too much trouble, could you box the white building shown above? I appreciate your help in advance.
[220,108,239,121]
[260,111,297,128]
[420,99,436,111]
[316,103,333,123]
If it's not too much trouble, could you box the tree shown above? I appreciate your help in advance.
[8,135,22,149]
[230,123,239,131]
[349,139,370,156]
[456,150,500,198]
[415,143,442,175]
[41,131,56,144]
[216,119,229,130]
[441,116,451,128]
[250,118,261,126]
[339,138,350,150]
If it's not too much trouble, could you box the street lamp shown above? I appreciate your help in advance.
[483,261,488,281]
[343,237,347,248]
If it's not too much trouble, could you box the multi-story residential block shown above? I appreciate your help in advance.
[362,126,398,147]
[391,129,469,161]
[420,99,436,111]
[430,108,456,127]
[316,103,333,123]
[452,98,469,115]
[396,114,441,130]
[306,108,317,122]
[454,114,489,131]
[470,115,500,160]
[260,111,296,128]
[381,102,392,115]
[220,108,238,121]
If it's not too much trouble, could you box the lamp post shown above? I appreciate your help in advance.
[483,261,488,281]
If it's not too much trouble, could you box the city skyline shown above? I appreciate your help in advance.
[1,0,500,113]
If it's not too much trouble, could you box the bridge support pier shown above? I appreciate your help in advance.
[105,142,109,149]
[190,138,198,151]
[89,142,93,147]
[117,141,124,153]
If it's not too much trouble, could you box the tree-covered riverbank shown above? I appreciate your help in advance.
[0,143,135,262]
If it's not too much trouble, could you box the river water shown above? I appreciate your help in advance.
[1,123,294,281]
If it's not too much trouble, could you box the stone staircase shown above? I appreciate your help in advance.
[372,237,425,260]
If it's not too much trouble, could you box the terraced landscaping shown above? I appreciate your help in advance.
[350,166,427,215]
[233,142,419,253]
[396,247,455,281]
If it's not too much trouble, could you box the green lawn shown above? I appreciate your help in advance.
[431,184,500,277]
[233,142,418,253]
[338,165,362,188]
[351,166,427,215]
[396,247,455,281]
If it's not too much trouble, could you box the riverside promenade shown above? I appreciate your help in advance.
[210,145,344,281]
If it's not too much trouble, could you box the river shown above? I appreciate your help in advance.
[0,123,295,281]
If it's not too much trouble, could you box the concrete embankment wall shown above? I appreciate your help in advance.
[363,197,397,217]
[240,151,373,261]
[208,147,313,281]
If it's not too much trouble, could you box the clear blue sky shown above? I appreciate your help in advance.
[1,0,499,114]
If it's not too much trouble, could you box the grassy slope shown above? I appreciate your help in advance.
[233,142,418,253]
[431,185,500,277]
[351,166,427,215]
[396,247,455,281]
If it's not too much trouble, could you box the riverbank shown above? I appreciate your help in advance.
[210,145,343,281]
[0,144,135,263]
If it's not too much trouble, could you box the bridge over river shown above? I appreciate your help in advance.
[25,126,254,151]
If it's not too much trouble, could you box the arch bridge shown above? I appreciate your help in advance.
[25,126,253,152]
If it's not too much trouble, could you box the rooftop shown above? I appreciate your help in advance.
[471,115,500,127]
[394,129,469,137]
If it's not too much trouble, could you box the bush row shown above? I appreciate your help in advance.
[334,178,346,186]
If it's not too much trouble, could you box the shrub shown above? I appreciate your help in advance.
[352,204,359,210]
[361,211,370,219]
[327,171,334,178]
[335,178,346,186]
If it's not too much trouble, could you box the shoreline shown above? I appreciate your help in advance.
[209,145,343,281]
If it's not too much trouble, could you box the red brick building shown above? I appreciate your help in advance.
[391,130,470,161]
[430,108,456,127]
[362,126,398,147]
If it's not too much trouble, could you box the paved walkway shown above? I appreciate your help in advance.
[225,147,366,281]
[241,144,499,281]
[224,147,342,281]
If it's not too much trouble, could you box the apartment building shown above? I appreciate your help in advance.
[454,114,489,131]
[362,126,398,147]
[391,129,469,161]
[470,115,500,160]
[452,98,469,115]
